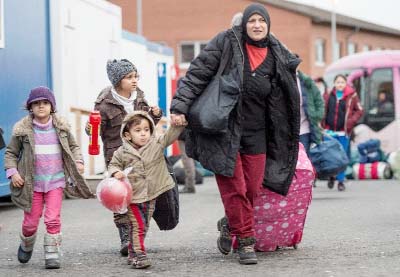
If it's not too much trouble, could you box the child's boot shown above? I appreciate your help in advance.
[237,237,257,265]
[18,233,37,263]
[44,232,62,269]
[217,216,232,255]
[117,224,130,256]
[131,252,151,269]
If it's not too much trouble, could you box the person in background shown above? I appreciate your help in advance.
[4,87,93,269]
[88,59,162,256]
[170,3,300,264]
[297,69,325,156]
[322,74,363,191]
[176,78,196,194]
[376,90,394,115]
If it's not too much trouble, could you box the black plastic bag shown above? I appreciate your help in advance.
[152,158,180,230]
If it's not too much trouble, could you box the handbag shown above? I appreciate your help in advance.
[309,135,349,180]
[187,47,240,134]
[152,157,180,230]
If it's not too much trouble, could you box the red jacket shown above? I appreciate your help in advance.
[322,85,364,135]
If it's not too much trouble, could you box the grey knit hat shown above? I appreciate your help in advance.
[106,59,137,87]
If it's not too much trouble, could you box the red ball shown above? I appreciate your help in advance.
[97,178,132,213]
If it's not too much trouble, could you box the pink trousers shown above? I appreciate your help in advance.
[22,187,63,237]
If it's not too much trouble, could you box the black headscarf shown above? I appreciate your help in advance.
[242,3,271,48]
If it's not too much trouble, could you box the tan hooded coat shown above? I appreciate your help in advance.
[108,111,184,203]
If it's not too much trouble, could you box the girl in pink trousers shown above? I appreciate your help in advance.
[4,86,94,269]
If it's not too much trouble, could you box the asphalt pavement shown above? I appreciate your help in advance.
[1,178,400,277]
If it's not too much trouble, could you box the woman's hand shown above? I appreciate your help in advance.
[150,106,162,117]
[11,173,24,188]
[170,114,188,126]
[76,162,85,174]
[113,171,126,180]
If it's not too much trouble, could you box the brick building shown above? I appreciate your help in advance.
[108,0,400,78]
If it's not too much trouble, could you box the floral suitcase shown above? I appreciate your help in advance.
[254,144,315,251]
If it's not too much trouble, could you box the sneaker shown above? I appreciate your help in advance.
[131,253,151,269]
[238,238,257,265]
[338,182,346,191]
[217,217,232,255]
[327,177,335,189]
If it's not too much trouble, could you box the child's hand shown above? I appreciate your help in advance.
[85,121,91,136]
[113,171,126,180]
[76,162,84,174]
[11,173,24,188]
[150,106,162,117]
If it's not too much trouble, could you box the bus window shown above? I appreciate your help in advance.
[365,68,394,131]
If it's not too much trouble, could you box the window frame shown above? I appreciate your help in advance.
[333,41,342,61]
[178,41,208,69]
[362,45,370,52]
[0,0,4,48]
[347,42,356,55]
[364,67,395,131]
[314,38,326,66]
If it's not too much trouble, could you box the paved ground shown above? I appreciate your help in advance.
[1,178,400,276]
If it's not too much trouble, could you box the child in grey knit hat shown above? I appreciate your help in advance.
[88,59,162,258]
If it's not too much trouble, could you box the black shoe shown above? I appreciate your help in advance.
[327,177,335,189]
[338,182,346,191]
[238,237,257,265]
[17,245,33,263]
[179,186,196,193]
[117,224,130,256]
[217,217,232,255]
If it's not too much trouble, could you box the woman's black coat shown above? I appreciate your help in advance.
[170,25,301,196]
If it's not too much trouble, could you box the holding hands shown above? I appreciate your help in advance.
[170,114,188,126]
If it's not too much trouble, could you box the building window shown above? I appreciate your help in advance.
[347,42,356,55]
[362,45,370,52]
[314,39,325,66]
[179,41,208,67]
[333,41,342,61]
[0,0,4,48]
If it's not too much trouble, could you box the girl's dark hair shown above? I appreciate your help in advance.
[123,114,153,135]
[334,74,347,82]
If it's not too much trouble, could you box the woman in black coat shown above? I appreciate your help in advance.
[170,3,300,264]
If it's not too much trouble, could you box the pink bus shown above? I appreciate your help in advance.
[324,50,400,153]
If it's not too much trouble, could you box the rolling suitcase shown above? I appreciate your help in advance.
[254,144,314,251]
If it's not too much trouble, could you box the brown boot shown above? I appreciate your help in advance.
[237,237,257,265]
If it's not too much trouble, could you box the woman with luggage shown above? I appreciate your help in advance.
[322,74,364,191]
[170,3,300,264]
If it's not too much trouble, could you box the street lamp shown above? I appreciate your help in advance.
[331,0,338,62]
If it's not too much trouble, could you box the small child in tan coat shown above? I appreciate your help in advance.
[108,111,184,269]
